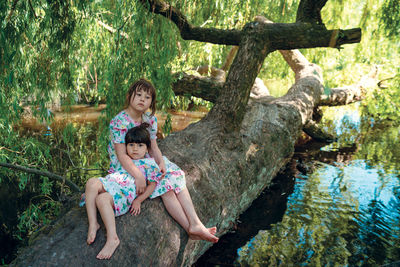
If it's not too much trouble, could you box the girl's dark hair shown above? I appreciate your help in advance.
[125,78,157,116]
[125,123,151,149]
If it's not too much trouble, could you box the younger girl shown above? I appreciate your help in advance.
[84,123,161,259]
[86,78,218,257]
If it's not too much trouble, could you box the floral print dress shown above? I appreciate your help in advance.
[96,156,185,216]
[81,110,186,216]
[108,110,158,173]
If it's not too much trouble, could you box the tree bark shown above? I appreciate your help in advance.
[296,0,328,25]
[11,1,366,266]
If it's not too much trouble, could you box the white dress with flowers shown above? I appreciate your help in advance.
[99,110,186,216]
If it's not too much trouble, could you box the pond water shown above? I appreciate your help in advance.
[196,104,400,266]
[18,104,207,134]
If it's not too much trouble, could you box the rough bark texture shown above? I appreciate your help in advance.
[11,1,366,266]
[296,0,328,25]
[172,73,223,102]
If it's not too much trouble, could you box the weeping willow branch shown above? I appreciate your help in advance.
[7,0,20,22]
[0,146,22,154]
[28,0,37,19]
[96,19,129,39]
[378,74,399,88]
[0,162,81,193]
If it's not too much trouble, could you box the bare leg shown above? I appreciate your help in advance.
[95,192,120,260]
[176,188,219,243]
[85,178,105,244]
[161,190,190,231]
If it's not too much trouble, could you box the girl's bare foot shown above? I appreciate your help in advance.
[208,226,217,235]
[87,223,100,245]
[189,224,219,243]
[96,237,120,260]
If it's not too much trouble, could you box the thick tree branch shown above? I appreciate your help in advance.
[279,49,315,82]
[172,73,223,102]
[221,46,239,71]
[138,0,241,45]
[261,23,361,50]
[296,0,328,25]
[320,65,379,106]
[206,23,273,130]
[172,72,269,103]
[0,162,81,193]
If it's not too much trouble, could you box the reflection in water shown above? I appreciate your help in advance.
[237,158,400,266]
[235,107,400,266]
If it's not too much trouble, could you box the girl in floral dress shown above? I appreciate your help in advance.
[84,79,218,260]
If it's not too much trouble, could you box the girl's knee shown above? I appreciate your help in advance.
[95,192,112,206]
[86,177,101,190]
[161,190,177,201]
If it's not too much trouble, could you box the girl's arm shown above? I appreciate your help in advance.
[115,143,146,194]
[148,139,166,176]
[130,182,156,215]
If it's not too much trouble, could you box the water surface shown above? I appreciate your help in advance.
[198,105,400,266]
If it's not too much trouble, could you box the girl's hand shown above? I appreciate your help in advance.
[130,200,141,215]
[158,161,166,179]
[135,174,146,195]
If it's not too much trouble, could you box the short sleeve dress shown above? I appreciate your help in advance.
[98,110,186,216]
[108,110,158,173]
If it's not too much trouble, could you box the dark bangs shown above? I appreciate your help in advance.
[125,124,151,149]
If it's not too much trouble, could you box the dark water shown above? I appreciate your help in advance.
[197,105,400,266]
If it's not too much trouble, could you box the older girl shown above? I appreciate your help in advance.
[85,79,218,259]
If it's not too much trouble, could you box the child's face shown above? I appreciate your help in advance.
[130,89,152,113]
[126,142,148,160]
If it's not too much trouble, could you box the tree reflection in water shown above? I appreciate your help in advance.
[235,109,400,266]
